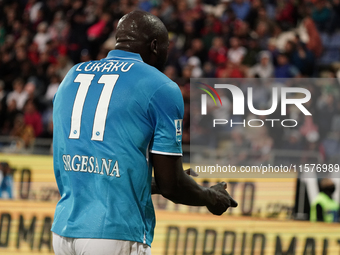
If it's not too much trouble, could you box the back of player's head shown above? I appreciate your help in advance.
[115,10,169,71]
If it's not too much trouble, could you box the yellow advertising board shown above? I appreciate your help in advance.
[1,202,340,255]
[2,153,332,255]
[153,211,340,255]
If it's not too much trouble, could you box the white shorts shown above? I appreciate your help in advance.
[53,233,151,255]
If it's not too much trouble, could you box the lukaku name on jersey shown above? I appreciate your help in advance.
[75,60,134,73]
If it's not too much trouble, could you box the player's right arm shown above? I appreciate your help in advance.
[152,154,237,215]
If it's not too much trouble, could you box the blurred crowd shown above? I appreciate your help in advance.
[0,0,340,160]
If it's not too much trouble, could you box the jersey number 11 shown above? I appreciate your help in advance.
[69,73,119,142]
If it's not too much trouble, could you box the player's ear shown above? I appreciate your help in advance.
[150,39,158,55]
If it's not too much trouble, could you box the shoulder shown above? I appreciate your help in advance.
[151,78,182,100]
[136,62,172,82]
[148,78,184,112]
[133,62,181,94]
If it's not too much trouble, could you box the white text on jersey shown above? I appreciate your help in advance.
[62,154,120,177]
[76,61,134,73]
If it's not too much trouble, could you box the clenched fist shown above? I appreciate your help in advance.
[206,182,238,215]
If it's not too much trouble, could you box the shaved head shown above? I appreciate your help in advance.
[115,10,169,70]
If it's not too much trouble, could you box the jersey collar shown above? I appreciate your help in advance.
[106,50,144,63]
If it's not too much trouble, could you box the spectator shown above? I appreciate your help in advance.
[275,0,296,29]
[0,80,6,131]
[330,0,340,33]
[282,131,303,151]
[6,78,28,111]
[26,0,43,25]
[182,22,197,51]
[310,178,339,222]
[286,38,315,76]
[228,37,247,65]
[48,11,68,42]
[201,14,221,50]
[87,13,111,41]
[23,99,43,137]
[33,22,51,53]
[187,56,203,78]
[317,94,337,139]
[300,115,319,138]
[271,23,296,52]
[1,99,20,136]
[9,114,36,152]
[254,20,271,50]
[24,80,38,102]
[0,50,19,91]
[242,38,260,67]
[0,22,5,45]
[229,128,251,165]
[56,55,73,79]
[202,61,216,77]
[40,118,53,139]
[216,61,245,78]
[230,0,251,20]
[248,51,274,78]
[302,17,323,58]
[68,8,90,63]
[191,38,207,64]
[208,36,228,65]
[44,75,60,103]
[27,43,40,65]
[87,12,112,58]
[256,6,275,36]
[0,80,6,107]
[245,0,262,30]
[274,53,300,78]
[312,0,332,32]
[164,65,178,82]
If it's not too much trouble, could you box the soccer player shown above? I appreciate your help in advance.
[52,10,237,255]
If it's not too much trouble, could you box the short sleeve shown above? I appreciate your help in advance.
[148,82,184,156]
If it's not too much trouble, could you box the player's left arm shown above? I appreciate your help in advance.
[148,81,186,195]
[151,169,198,195]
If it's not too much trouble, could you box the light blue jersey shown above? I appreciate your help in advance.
[52,50,184,246]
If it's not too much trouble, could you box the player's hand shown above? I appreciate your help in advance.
[207,182,238,215]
